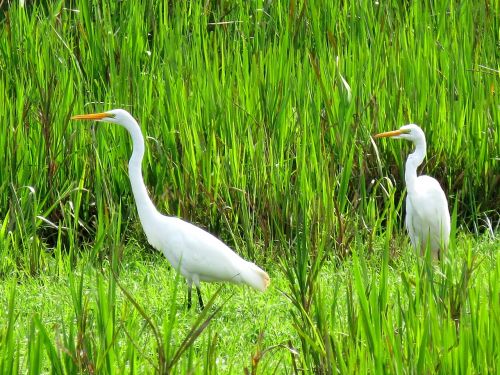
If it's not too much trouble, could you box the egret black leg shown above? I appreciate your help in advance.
[187,284,193,310]
[196,286,204,310]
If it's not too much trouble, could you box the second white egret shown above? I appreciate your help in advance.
[374,124,450,259]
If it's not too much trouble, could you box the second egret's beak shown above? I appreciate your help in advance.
[374,129,405,139]
[71,112,113,121]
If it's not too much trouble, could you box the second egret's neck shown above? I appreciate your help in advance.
[120,118,160,225]
[405,136,426,192]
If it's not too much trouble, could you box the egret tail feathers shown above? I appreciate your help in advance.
[240,262,270,292]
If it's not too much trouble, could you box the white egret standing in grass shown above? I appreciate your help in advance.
[374,124,450,259]
[71,109,270,308]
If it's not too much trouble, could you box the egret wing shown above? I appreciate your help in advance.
[406,176,450,252]
[162,218,247,284]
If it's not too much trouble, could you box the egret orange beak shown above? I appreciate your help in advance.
[71,112,114,120]
[373,129,409,138]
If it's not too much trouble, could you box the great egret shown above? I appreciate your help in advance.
[374,124,450,259]
[71,109,270,308]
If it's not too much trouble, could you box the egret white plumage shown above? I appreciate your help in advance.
[71,109,270,308]
[374,124,450,259]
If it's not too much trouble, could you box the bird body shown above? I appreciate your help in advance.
[144,214,269,291]
[374,124,450,258]
[405,175,450,255]
[71,109,269,307]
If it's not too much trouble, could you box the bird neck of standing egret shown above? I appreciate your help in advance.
[124,120,161,228]
[404,136,426,193]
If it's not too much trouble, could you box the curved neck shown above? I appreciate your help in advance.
[405,137,426,192]
[121,120,160,224]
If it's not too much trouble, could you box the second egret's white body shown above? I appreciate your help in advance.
[72,109,269,308]
[375,124,450,258]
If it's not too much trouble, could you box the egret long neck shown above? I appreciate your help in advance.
[124,121,160,225]
[405,137,426,193]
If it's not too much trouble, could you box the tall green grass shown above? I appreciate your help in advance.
[1,232,497,373]
[0,1,497,265]
[0,0,498,373]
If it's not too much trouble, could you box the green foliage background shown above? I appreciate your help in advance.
[0,1,498,373]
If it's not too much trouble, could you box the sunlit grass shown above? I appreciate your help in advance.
[0,234,498,372]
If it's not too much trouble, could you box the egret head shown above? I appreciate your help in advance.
[71,109,134,126]
[374,124,425,143]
